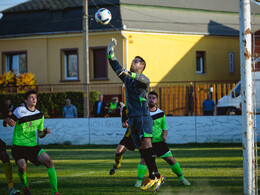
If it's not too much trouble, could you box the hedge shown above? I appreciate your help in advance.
[0,92,85,118]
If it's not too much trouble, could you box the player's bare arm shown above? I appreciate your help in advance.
[162,130,168,141]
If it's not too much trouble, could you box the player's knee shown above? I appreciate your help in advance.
[17,159,27,173]
[18,165,26,173]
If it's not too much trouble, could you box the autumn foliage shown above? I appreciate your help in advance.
[0,71,37,93]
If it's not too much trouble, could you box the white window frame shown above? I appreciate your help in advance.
[4,53,26,74]
[63,51,78,80]
[229,52,235,73]
[7,55,19,73]
[196,57,204,74]
[196,52,205,74]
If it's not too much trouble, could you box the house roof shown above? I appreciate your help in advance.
[0,0,260,38]
[1,0,82,13]
[3,0,260,13]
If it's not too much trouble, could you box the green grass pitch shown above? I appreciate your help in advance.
[0,144,258,195]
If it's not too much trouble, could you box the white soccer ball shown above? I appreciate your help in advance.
[95,8,112,25]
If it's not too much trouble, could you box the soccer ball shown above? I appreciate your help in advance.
[95,8,112,25]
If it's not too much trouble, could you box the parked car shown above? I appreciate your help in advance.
[217,72,260,115]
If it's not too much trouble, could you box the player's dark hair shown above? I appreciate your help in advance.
[24,89,37,100]
[148,91,158,99]
[135,56,146,71]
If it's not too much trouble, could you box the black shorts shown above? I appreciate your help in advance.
[119,136,135,151]
[152,141,172,158]
[11,145,44,166]
[0,139,6,152]
[128,116,153,148]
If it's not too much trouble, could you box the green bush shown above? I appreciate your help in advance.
[0,92,84,118]
[89,91,100,111]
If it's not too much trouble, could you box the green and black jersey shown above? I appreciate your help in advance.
[11,106,44,147]
[150,108,167,143]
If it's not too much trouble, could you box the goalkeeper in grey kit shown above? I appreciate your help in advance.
[107,38,165,193]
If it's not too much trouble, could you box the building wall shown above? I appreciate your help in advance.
[0,32,124,85]
[0,38,48,83]
[124,32,240,83]
[0,31,240,85]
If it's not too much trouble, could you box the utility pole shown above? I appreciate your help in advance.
[239,0,256,194]
[83,0,90,117]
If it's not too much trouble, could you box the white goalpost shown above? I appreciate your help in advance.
[239,0,258,194]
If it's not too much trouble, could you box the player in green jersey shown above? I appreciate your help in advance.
[135,91,191,187]
[4,90,60,195]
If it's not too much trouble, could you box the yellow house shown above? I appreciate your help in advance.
[1,0,260,115]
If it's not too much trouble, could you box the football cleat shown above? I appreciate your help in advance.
[140,178,158,191]
[180,177,191,186]
[109,165,120,175]
[152,176,166,193]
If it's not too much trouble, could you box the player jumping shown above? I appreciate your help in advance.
[108,38,165,193]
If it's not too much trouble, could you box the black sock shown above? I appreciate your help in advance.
[139,148,160,179]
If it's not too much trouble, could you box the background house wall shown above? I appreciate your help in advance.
[0,33,126,84]
[124,32,240,83]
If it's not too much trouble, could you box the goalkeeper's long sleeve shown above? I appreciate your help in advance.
[108,55,150,117]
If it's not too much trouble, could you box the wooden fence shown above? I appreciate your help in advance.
[150,82,238,116]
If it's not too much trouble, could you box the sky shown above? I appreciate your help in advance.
[0,0,28,17]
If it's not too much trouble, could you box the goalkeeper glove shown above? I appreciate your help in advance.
[108,38,117,55]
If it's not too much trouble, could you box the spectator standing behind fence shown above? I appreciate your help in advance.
[5,100,14,115]
[63,98,78,118]
[1,100,14,127]
[106,96,125,117]
[202,93,216,116]
[91,94,108,117]
[0,99,14,118]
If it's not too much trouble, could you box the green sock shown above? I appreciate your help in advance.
[137,164,147,182]
[17,171,28,188]
[114,154,123,168]
[170,162,183,179]
[47,167,58,194]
